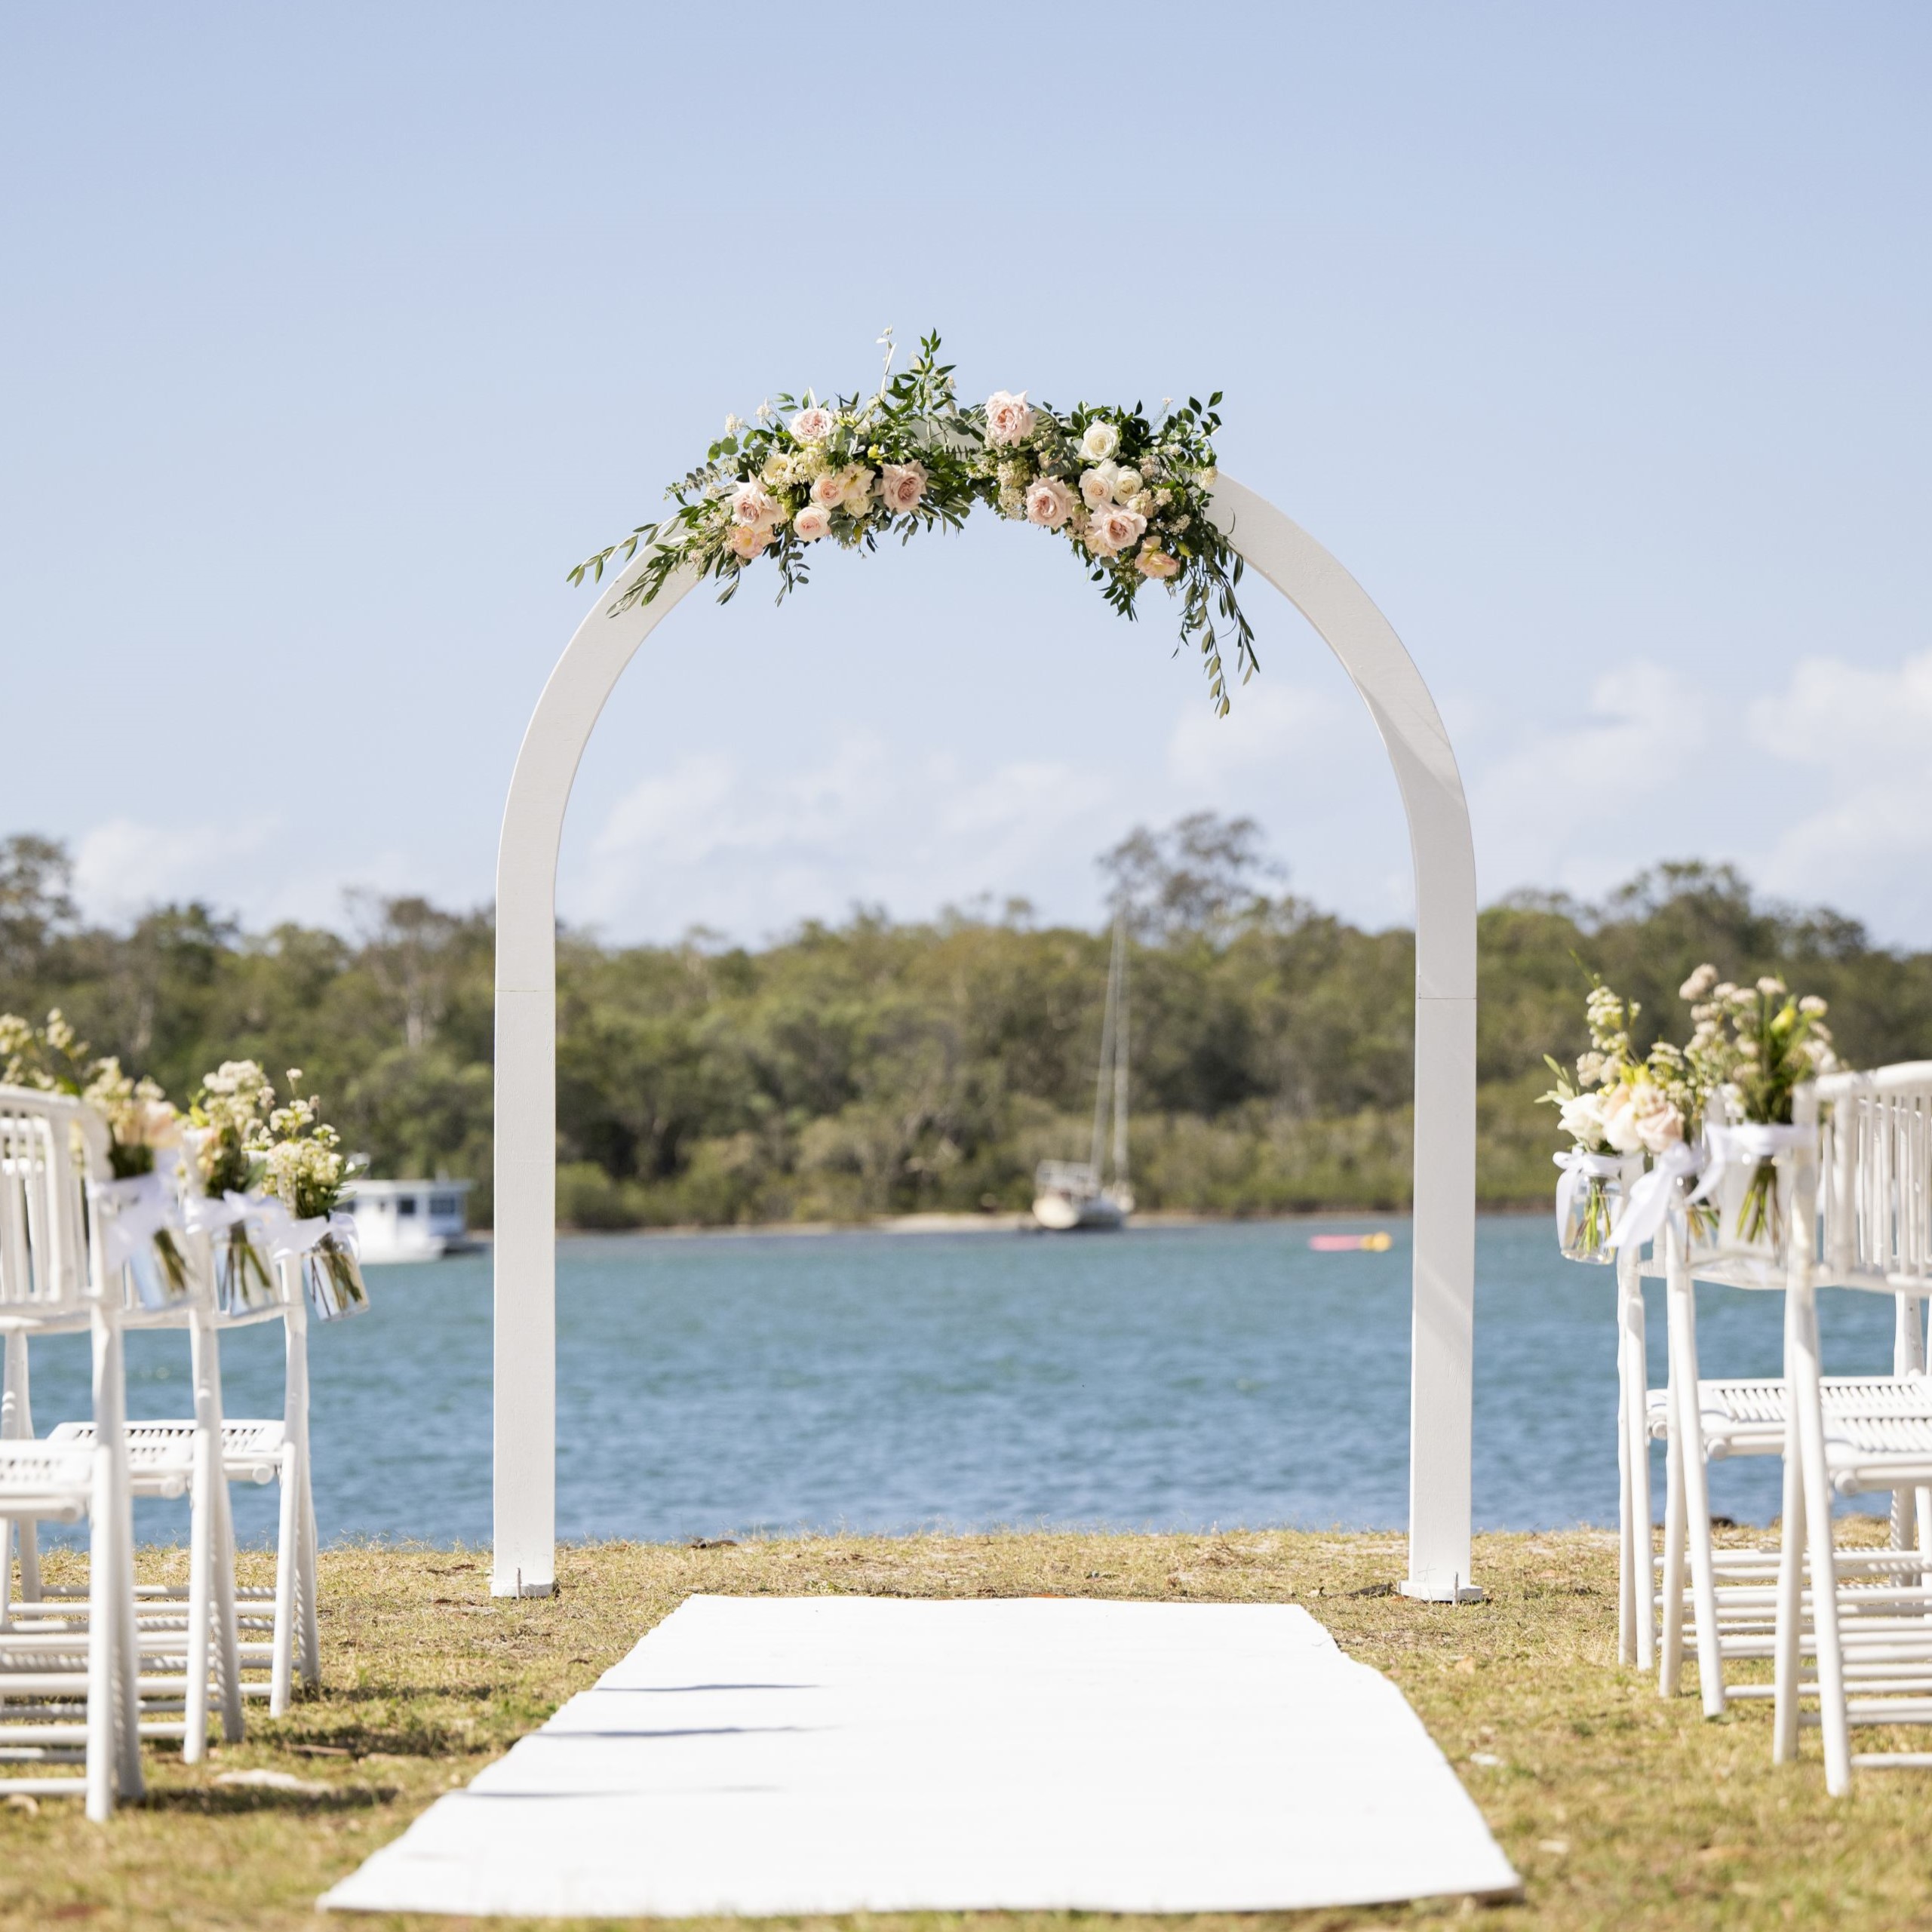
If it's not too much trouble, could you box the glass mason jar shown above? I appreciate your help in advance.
[303,1228,368,1321]
[1556,1151,1626,1264]
[92,1173,194,1310]
[215,1222,278,1314]
[1685,1125,1813,1288]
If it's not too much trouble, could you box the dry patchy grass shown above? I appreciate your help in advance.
[1,1527,1928,1930]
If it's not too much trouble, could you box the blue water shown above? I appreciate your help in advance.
[18,1217,1900,1547]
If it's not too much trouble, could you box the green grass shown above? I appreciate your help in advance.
[2,1527,1929,1930]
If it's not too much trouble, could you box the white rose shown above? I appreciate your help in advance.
[1086,502,1148,556]
[984,390,1036,446]
[1111,466,1143,505]
[726,524,773,560]
[791,505,833,542]
[1558,1091,1607,1148]
[1079,462,1120,510]
[790,404,835,442]
[879,461,928,513]
[1080,419,1120,462]
[730,481,779,528]
[1024,478,1075,528]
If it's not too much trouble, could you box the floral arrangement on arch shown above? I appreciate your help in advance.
[570,330,1258,714]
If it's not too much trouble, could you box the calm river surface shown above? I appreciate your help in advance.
[26,1215,1900,1547]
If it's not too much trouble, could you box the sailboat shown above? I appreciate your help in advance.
[1032,909,1135,1232]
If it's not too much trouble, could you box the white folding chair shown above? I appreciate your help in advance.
[0,1086,144,1818]
[42,1223,322,1741]
[1773,1063,1932,1793]
[1620,1092,1930,1716]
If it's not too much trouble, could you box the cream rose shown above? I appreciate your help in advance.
[1080,419,1120,462]
[879,461,928,513]
[1024,478,1075,529]
[1135,545,1181,579]
[790,404,835,442]
[730,481,780,528]
[1086,502,1148,556]
[984,390,1037,446]
[727,524,774,560]
[1599,1086,1645,1155]
[1111,466,1144,505]
[791,505,834,542]
[1079,461,1120,510]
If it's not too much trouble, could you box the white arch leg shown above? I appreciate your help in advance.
[492,482,1479,1601]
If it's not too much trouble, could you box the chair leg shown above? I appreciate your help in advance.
[1660,1394,1687,1699]
[1617,1276,1636,1668]
[182,1418,215,1764]
[1791,1280,1852,1795]
[1625,1275,1656,1670]
[270,1442,299,1716]
[296,1451,320,1688]
[4,1333,41,1603]
[1666,1252,1726,1715]
[1773,1296,1806,1766]
[210,1469,244,1745]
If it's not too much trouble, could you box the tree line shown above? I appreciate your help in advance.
[5,820,1929,1226]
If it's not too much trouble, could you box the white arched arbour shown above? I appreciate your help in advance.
[491,476,1479,1601]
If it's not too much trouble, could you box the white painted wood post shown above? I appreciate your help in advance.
[493,562,698,1595]
[1206,481,1479,1602]
[493,479,1479,1602]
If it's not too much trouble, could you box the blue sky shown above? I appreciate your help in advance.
[5,5,1928,944]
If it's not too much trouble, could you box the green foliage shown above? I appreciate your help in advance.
[4,832,1929,1227]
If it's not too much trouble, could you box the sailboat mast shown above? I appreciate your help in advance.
[1111,909,1129,1190]
[1089,912,1119,1179]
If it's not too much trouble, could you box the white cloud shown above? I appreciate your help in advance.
[570,739,1117,939]
[1470,662,1720,903]
[74,817,278,923]
[1747,652,1932,929]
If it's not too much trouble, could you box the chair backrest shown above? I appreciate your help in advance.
[1816,1062,1932,1293]
[0,1083,109,1314]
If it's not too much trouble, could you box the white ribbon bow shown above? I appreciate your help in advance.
[242,1195,358,1264]
[182,1189,247,1236]
[1686,1122,1814,1206]
[1553,1147,1626,1242]
[1608,1139,1705,1253]
[91,1171,183,1273]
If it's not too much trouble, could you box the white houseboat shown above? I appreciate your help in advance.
[346,1178,479,1264]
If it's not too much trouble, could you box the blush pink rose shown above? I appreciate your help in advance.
[727,524,774,560]
[809,473,847,508]
[1135,545,1181,579]
[1086,503,1148,556]
[879,461,928,513]
[984,390,1036,446]
[790,404,835,442]
[1024,478,1074,529]
[730,481,779,527]
[792,505,834,542]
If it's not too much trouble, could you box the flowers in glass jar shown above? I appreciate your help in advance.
[567,331,1257,714]
[252,1071,368,1319]
[187,1059,276,1309]
[1,1010,194,1301]
[1680,966,1834,1255]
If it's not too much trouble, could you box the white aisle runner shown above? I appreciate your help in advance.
[323,1594,1519,1918]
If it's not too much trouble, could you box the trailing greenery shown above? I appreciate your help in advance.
[4,825,1930,1228]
